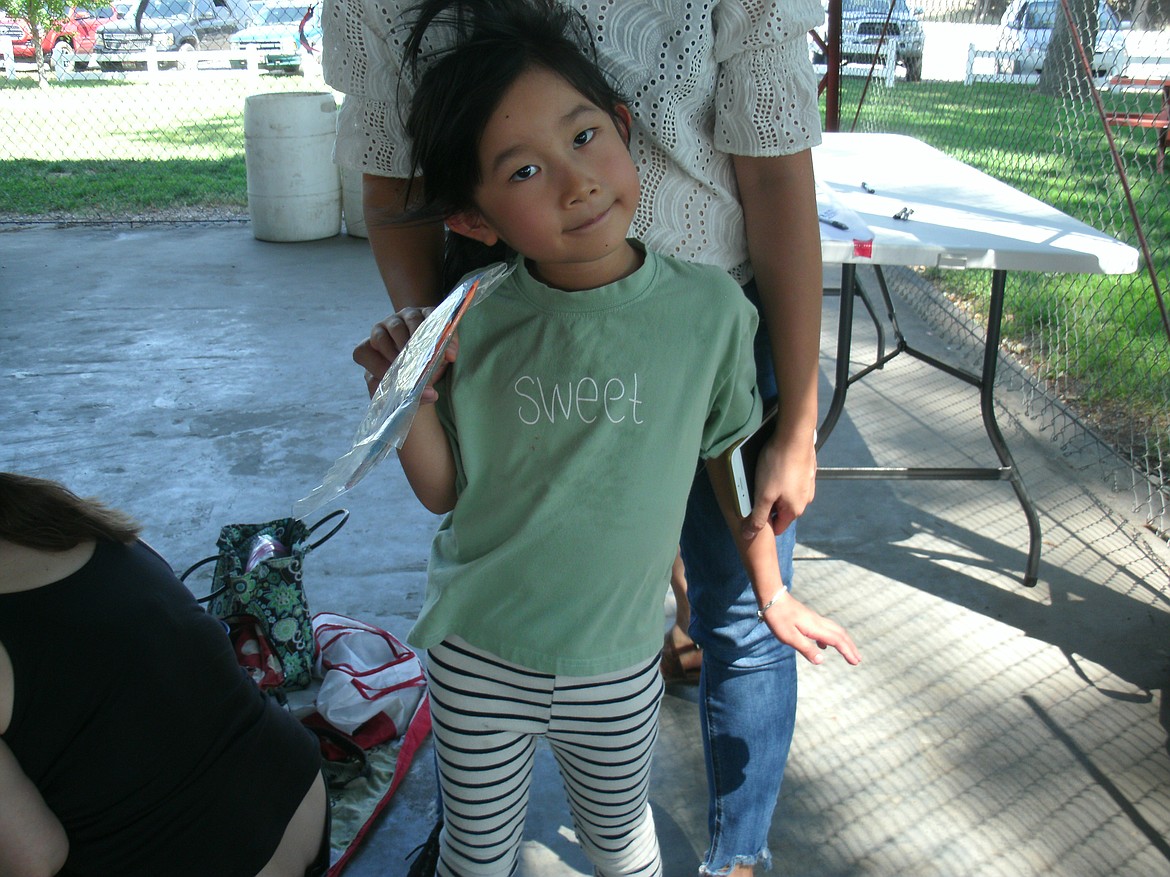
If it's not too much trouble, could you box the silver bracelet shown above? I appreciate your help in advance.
[756,594,782,622]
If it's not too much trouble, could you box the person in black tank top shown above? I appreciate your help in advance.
[0,473,329,877]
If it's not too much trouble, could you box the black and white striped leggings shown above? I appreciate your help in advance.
[425,638,664,877]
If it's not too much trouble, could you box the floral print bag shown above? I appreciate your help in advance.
[181,509,349,694]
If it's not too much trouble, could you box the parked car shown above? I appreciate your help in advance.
[93,0,253,69]
[995,0,1130,77]
[229,0,319,73]
[0,5,120,66]
[811,0,925,83]
[0,14,29,56]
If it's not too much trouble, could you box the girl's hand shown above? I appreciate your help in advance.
[757,589,860,666]
[352,307,460,399]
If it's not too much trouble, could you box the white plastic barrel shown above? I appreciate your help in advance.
[245,92,341,242]
[341,166,368,238]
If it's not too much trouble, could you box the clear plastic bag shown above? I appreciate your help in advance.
[294,262,513,516]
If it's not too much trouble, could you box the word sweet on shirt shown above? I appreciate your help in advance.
[515,374,643,426]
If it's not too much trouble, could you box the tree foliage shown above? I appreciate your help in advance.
[0,0,81,84]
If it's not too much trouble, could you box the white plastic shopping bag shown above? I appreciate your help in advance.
[312,612,427,737]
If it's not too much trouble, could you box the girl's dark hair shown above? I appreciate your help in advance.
[401,0,628,288]
[0,473,142,550]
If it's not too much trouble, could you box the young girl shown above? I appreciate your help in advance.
[388,3,860,875]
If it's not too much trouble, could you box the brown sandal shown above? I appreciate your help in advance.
[660,632,702,684]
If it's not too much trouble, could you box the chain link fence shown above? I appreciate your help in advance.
[822,0,1170,539]
[0,0,332,222]
[1,0,1167,536]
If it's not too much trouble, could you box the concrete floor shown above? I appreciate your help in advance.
[2,223,1169,877]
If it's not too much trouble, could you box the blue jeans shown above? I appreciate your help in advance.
[679,281,797,875]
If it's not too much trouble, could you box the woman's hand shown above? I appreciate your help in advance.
[734,150,822,540]
[352,307,459,399]
[744,425,817,539]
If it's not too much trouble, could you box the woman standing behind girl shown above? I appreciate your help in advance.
[384,3,860,875]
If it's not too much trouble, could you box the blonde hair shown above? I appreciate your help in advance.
[0,473,141,550]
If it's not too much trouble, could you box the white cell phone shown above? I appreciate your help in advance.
[726,405,778,518]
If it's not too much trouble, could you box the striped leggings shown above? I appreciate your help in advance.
[425,638,664,877]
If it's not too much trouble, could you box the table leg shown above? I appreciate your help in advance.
[819,264,909,447]
[857,271,889,363]
[818,263,857,447]
[982,269,1042,586]
[816,265,1043,586]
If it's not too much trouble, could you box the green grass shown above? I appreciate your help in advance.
[2,159,247,213]
[0,73,316,214]
[829,79,1170,430]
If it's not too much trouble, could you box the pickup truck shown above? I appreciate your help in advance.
[93,0,253,69]
[0,5,120,67]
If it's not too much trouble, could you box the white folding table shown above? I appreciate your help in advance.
[812,133,1140,585]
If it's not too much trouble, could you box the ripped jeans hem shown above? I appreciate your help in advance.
[699,848,773,876]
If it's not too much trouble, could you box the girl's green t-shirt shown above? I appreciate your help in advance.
[408,247,762,675]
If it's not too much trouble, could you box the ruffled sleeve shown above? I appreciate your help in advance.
[322,0,418,176]
[712,0,824,156]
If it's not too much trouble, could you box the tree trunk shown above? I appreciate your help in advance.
[1130,0,1153,29]
[27,21,49,88]
[1038,0,1099,96]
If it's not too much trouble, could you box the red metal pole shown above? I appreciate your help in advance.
[825,0,841,131]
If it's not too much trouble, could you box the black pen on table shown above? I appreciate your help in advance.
[819,215,848,230]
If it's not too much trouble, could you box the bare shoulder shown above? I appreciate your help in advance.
[0,540,96,594]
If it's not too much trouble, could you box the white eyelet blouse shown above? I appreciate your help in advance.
[322,0,824,282]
